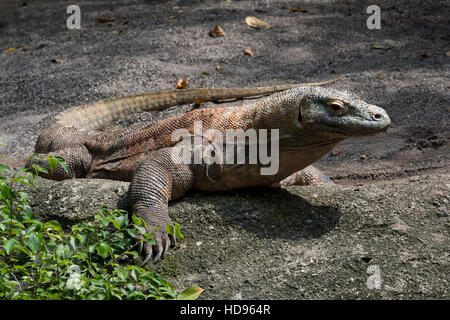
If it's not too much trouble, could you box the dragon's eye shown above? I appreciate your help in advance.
[326,98,347,115]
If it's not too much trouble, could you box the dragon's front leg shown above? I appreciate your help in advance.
[123,146,196,265]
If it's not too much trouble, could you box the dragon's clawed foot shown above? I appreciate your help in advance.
[137,221,177,265]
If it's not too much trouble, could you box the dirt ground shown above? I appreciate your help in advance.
[0,0,448,299]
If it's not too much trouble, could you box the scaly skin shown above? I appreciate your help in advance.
[27,83,390,265]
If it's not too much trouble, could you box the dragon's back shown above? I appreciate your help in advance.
[85,106,230,181]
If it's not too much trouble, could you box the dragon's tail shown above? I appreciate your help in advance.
[35,78,340,153]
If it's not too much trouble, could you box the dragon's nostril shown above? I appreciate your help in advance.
[373,113,382,120]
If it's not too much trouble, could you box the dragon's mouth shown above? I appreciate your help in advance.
[279,119,390,150]
[279,136,345,150]
[303,119,390,138]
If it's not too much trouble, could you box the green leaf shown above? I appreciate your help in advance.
[166,224,174,236]
[126,229,139,238]
[68,236,77,251]
[26,233,40,253]
[3,219,25,229]
[13,265,30,274]
[29,164,47,176]
[0,164,10,172]
[56,244,68,259]
[47,155,68,173]
[201,72,210,77]
[175,222,184,241]
[127,291,146,299]
[4,239,17,254]
[109,219,121,230]
[124,250,138,257]
[44,220,62,232]
[10,176,34,187]
[14,245,31,256]
[166,222,183,241]
[130,269,138,281]
[131,215,143,226]
[177,286,204,300]
[134,225,147,235]
[117,215,129,228]
[115,232,124,239]
[46,233,63,241]
[96,243,112,259]
[48,157,57,172]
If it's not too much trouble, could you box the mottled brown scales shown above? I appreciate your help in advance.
[27,83,391,264]
[87,108,225,181]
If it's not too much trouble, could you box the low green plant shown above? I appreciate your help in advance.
[0,148,202,300]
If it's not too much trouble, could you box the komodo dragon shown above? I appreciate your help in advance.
[26,81,391,265]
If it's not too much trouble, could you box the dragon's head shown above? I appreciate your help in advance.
[254,86,391,149]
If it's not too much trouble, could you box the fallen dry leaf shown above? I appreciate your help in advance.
[245,16,270,29]
[176,78,188,89]
[194,98,203,106]
[418,53,430,60]
[167,16,176,20]
[209,26,226,37]
[98,16,116,23]
[50,58,63,64]
[446,51,450,57]
[216,65,221,70]
[3,46,23,53]
[330,146,341,157]
[291,7,308,13]
[108,30,119,34]
[244,49,254,57]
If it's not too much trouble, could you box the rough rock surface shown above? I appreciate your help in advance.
[25,173,449,299]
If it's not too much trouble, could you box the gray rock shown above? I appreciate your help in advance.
[21,173,450,299]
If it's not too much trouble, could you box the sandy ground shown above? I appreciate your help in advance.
[0,0,449,299]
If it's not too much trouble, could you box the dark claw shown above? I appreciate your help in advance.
[162,237,170,259]
[138,223,178,265]
[138,240,143,255]
[141,242,153,266]
[170,224,177,247]
[141,254,152,266]
[153,235,164,263]
[171,234,177,247]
